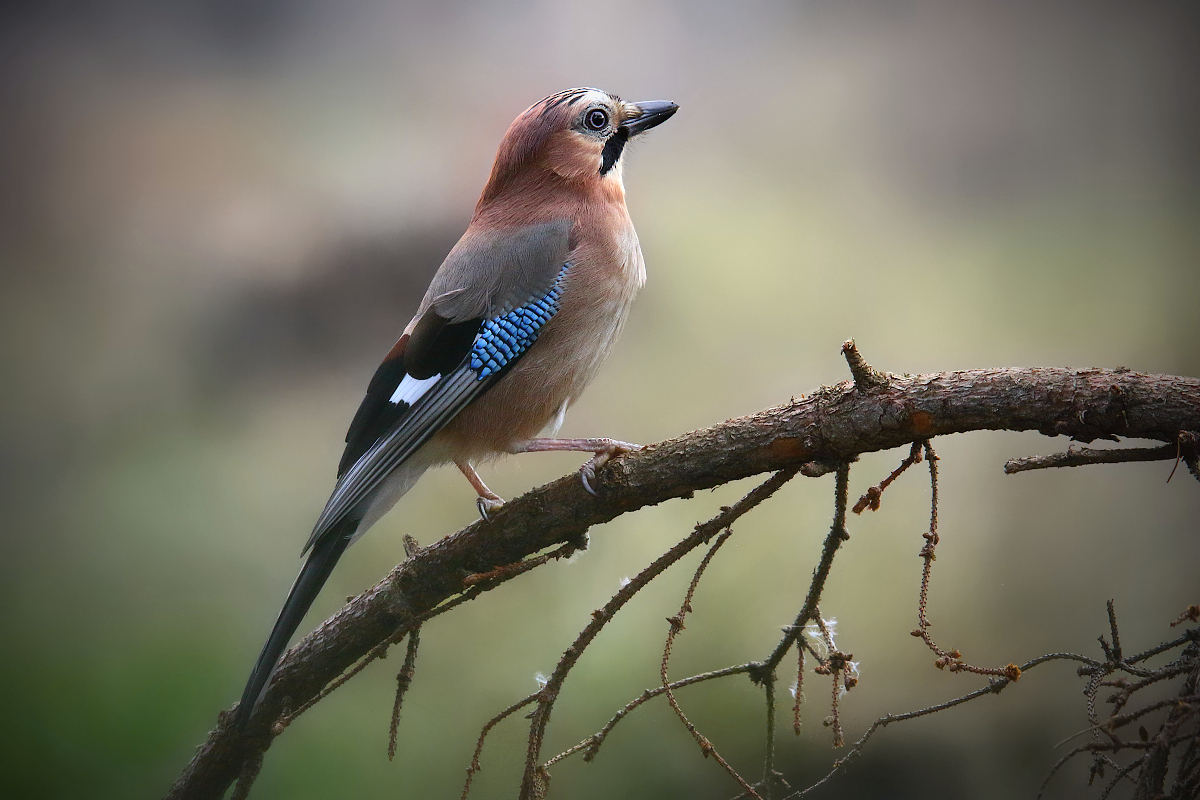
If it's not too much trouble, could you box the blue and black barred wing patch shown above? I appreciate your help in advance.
[306,267,569,552]
[470,268,565,379]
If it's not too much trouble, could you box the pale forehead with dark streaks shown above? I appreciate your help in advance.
[539,87,619,114]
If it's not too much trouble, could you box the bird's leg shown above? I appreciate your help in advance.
[510,438,642,496]
[456,460,505,521]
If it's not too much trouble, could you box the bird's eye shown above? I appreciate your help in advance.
[585,109,609,131]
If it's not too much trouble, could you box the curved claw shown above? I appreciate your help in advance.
[476,495,505,522]
[580,463,599,497]
[578,442,642,497]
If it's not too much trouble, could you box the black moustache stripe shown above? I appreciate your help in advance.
[600,128,628,175]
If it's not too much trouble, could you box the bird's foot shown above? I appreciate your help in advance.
[458,460,506,521]
[579,441,642,496]
[476,494,506,522]
[511,437,642,496]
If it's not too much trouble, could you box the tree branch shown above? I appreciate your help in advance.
[166,363,1200,800]
[1004,443,1179,473]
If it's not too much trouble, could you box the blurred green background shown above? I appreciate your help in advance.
[2,1,1197,798]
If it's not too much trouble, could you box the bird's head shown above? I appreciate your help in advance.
[481,88,678,200]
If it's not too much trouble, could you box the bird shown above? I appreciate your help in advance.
[235,88,677,728]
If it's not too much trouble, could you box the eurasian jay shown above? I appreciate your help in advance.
[235,88,677,727]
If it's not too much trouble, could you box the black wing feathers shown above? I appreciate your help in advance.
[340,349,408,477]
[404,310,483,379]
[337,310,485,478]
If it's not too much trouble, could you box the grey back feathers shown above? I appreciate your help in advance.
[421,220,571,322]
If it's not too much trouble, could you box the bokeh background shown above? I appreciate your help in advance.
[2,1,1197,798]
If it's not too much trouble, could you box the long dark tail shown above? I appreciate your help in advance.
[235,519,357,728]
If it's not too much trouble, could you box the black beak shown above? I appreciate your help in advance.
[622,101,679,136]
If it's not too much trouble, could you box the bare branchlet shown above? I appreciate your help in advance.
[792,644,804,737]
[910,442,1023,681]
[387,630,421,760]
[1172,605,1200,628]
[853,440,924,514]
[1005,443,1177,474]
[659,527,760,797]
[461,693,539,800]
[1038,604,1200,798]
[268,538,580,742]
[545,665,754,768]
[806,614,856,749]
[523,463,861,800]
[507,468,800,800]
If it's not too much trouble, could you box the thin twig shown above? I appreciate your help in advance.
[1113,632,1195,667]
[795,651,1085,798]
[727,673,793,800]
[660,529,759,797]
[853,440,923,514]
[1005,444,1176,474]
[1111,695,1198,732]
[827,665,842,748]
[546,665,754,767]
[761,672,779,789]
[1039,734,1198,799]
[1172,606,1200,628]
[758,464,852,678]
[792,644,804,736]
[1107,600,1123,662]
[461,694,539,800]
[806,614,851,748]
[1098,755,1145,800]
[273,541,579,735]
[1039,744,1094,799]
[1053,694,1199,750]
[516,469,800,799]
[272,631,405,735]
[387,630,421,760]
[912,442,1022,681]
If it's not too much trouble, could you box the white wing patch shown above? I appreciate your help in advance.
[390,374,440,406]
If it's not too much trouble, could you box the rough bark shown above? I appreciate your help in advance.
[166,362,1200,800]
